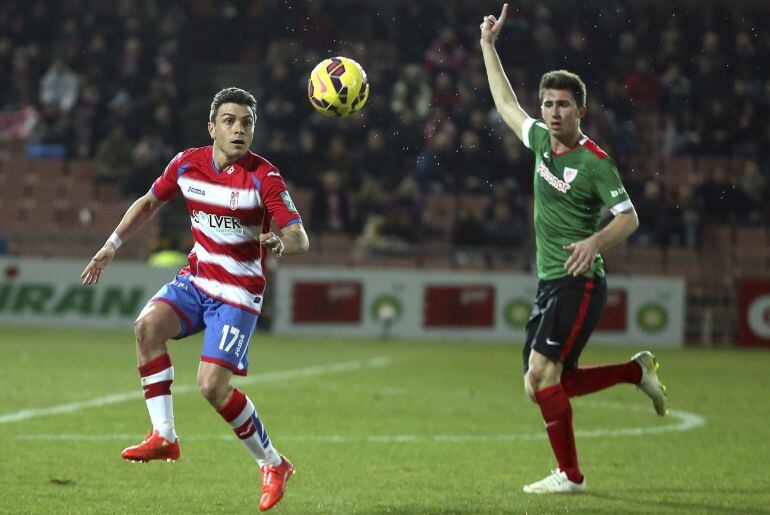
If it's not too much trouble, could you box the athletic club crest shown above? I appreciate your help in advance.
[230,191,239,210]
[563,167,579,184]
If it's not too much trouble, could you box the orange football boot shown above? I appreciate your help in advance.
[121,429,180,462]
[259,455,294,511]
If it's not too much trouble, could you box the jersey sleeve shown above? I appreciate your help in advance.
[151,152,183,201]
[259,168,302,228]
[593,157,633,215]
[521,117,550,155]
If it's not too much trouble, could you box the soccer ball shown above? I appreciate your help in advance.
[308,56,369,117]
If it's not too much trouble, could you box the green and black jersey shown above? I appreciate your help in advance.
[522,118,633,280]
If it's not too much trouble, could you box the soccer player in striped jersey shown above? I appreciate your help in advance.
[81,87,307,511]
[480,5,669,494]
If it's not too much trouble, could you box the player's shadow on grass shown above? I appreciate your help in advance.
[585,491,770,514]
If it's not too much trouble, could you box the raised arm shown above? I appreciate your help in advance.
[81,190,166,284]
[480,3,531,141]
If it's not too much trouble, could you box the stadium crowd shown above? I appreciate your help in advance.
[1,0,768,257]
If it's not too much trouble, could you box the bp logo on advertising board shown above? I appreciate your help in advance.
[503,299,531,328]
[747,294,770,339]
[370,295,402,323]
[636,303,668,333]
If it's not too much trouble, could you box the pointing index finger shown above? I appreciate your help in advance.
[499,3,508,25]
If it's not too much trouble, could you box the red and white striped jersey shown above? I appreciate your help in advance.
[151,146,301,314]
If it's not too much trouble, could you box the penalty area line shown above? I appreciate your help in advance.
[0,357,394,425]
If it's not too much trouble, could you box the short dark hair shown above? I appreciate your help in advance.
[209,87,257,123]
[538,70,587,107]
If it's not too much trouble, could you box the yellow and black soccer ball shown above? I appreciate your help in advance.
[308,56,369,117]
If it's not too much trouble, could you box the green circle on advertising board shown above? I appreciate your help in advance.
[504,299,531,328]
[371,295,402,323]
[636,303,668,333]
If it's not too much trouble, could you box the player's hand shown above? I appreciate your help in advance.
[480,3,508,45]
[259,232,285,257]
[81,244,116,285]
[563,235,599,277]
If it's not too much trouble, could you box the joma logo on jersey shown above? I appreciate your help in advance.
[611,187,626,197]
[538,162,571,193]
[192,210,244,234]
[187,186,206,196]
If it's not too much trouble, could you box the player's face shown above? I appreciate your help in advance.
[208,103,255,159]
[540,89,585,136]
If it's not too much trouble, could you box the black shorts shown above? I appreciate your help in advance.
[523,275,607,372]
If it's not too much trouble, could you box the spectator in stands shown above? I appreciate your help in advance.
[452,205,485,248]
[661,63,691,113]
[39,57,78,113]
[351,177,388,233]
[358,128,400,189]
[311,169,354,235]
[602,78,635,156]
[625,57,665,155]
[380,177,426,245]
[738,160,768,225]
[94,126,133,188]
[325,134,358,188]
[630,181,667,247]
[455,130,491,192]
[482,186,528,250]
[662,110,701,157]
[285,129,319,187]
[390,64,432,123]
[432,72,460,111]
[672,183,702,248]
[28,102,72,152]
[425,27,467,73]
[123,134,166,198]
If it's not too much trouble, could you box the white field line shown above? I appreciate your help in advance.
[0,357,394,425]
[14,403,705,443]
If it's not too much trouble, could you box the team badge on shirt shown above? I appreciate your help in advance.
[563,167,579,184]
[230,191,239,210]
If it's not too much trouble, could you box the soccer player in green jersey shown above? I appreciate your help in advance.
[480,4,670,494]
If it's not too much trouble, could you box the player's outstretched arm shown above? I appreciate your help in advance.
[480,3,530,141]
[259,222,309,258]
[80,190,166,285]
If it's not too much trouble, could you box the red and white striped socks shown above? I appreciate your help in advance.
[218,388,281,467]
[138,353,177,442]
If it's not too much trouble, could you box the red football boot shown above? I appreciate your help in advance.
[259,455,294,511]
[121,430,180,462]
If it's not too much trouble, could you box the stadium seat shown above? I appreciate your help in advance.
[665,246,702,282]
[627,245,665,275]
[290,189,313,218]
[602,243,630,274]
[735,227,767,253]
[702,224,734,252]
[664,157,696,189]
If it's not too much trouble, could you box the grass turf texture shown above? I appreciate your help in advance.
[0,326,768,514]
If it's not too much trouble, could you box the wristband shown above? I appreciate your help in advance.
[107,232,123,249]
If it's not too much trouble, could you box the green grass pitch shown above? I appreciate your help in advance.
[1,326,768,514]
